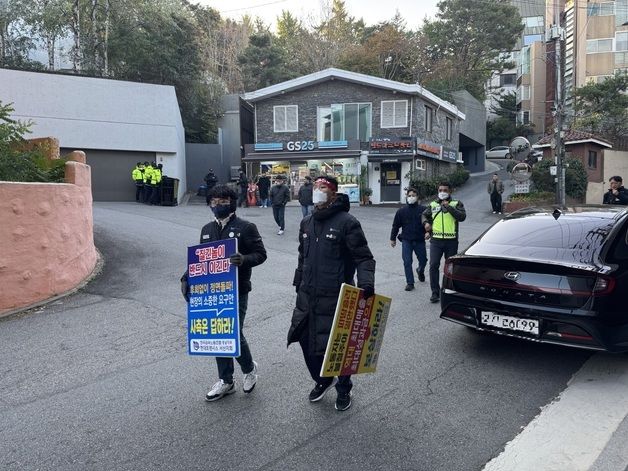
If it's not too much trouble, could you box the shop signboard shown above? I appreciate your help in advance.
[440,147,458,163]
[187,239,240,357]
[417,141,441,160]
[253,141,350,152]
[369,137,415,154]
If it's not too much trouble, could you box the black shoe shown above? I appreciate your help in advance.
[405,284,415,291]
[430,294,440,303]
[335,391,352,411]
[309,378,337,402]
[417,268,426,283]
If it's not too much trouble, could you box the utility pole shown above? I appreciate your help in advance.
[550,5,566,208]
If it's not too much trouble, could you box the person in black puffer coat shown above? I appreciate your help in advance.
[288,175,375,412]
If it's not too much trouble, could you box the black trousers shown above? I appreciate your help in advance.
[429,239,458,297]
[272,205,285,230]
[135,183,143,202]
[490,192,502,212]
[298,322,352,394]
[143,184,152,204]
[216,293,255,383]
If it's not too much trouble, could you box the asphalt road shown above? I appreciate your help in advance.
[0,164,593,471]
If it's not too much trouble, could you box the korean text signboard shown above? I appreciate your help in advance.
[321,284,392,377]
[187,239,239,357]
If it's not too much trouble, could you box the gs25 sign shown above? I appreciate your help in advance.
[286,140,315,151]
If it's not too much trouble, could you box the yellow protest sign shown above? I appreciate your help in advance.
[320,283,392,377]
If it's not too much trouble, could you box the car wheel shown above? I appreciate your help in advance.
[505,153,511,159]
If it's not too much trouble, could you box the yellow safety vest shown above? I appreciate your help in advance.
[151,168,162,185]
[430,200,460,239]
[143,166,153,184]
[132,167,143,182]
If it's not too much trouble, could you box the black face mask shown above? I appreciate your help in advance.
[212,204,232,219]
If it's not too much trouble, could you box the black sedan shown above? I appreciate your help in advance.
[440,205,628,352]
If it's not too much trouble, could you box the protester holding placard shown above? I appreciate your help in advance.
[288,176,376,412]
[181,185,267,402]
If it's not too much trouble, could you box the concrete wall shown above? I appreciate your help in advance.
[1,68,187,201]
[452,90,486,173]
[185,143,224,192]
[0,152,98,315]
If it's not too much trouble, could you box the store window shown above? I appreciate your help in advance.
[381,100,408,128]
[317,103,371,141]
[424,105,433,133]
[273,105,298,132]
[588,150,598,169]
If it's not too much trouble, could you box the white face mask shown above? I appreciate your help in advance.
[313,189,328,204]
[406,196,417,204]
[438,192,449,200]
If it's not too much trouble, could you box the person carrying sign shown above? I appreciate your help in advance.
[288,176,376,412]
[181,184,267,401]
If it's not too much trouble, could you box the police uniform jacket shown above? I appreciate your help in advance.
[288,193,375,355]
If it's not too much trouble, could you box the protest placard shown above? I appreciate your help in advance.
[187,238,239,357]
[320,283,392,377]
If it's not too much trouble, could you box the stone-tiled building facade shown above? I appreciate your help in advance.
[242,68,466,204]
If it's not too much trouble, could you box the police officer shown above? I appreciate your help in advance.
[132,162,144,202]
[150,163,162,205]
[143,161,153,204]
[422,181,466,303]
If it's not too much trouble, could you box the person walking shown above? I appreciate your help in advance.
[131,162,144,203]
[180,184,267,402]
[487,173,504,214]
[204,168,218,206]
[298,176,314,217]
[270,175,290,235]
[390,188,428,291]
[602,176,628,205]
[288,176,375,412]
[257,173,271,208]
[422,181,466,303]
[237,171,248,208]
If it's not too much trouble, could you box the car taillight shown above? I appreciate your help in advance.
[444,260,453,278]
[592,275,615,296]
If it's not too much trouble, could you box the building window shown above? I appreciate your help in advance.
[424,105,433,133]
[516,85,530,102]
[586,38,613,54]
[523,16,544,28]
[415,159,426,171]
[519,46,531,76]
[500,73,516,87]
[446,117,453,141]
[273,105,298,133]
[522,111,530,125]
[523,34,543,46]
[587,2,614,16]
[317,103,371,141]
[588,150,598,169]
[380,100,408,128]
[617,0,628,26]
[617,32,628,52]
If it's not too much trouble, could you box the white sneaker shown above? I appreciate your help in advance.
[243,361,258,393]
[205,379,236,402]
[277,230,284,235]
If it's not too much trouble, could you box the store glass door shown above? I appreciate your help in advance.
[380,162,401,202]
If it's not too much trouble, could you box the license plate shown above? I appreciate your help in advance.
[480,312,539,335]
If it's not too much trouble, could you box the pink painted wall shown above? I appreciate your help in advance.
[0,154,98,315]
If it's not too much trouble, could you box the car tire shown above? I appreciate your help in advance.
[505,153,511,159]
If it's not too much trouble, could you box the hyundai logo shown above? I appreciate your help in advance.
[504,272,521,281]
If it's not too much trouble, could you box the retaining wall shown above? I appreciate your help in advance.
[0,152,98,315]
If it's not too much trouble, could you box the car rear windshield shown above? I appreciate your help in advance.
[468,213,617,267]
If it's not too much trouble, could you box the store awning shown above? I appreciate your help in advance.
[367,153,414,162]
[243,149,361,162]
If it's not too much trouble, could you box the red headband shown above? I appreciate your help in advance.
[314,177,337,191]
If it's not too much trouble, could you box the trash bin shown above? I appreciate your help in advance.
[160,177,179,206]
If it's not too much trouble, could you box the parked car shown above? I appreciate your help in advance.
[485,146,511,159]
[440,206,628,352]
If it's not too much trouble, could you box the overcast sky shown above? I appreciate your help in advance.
[196,0,441,31]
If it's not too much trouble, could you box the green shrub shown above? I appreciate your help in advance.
[0,100,66,183]
[406,165,470,200]
[530,157,588,201]
[509,191,555,202]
